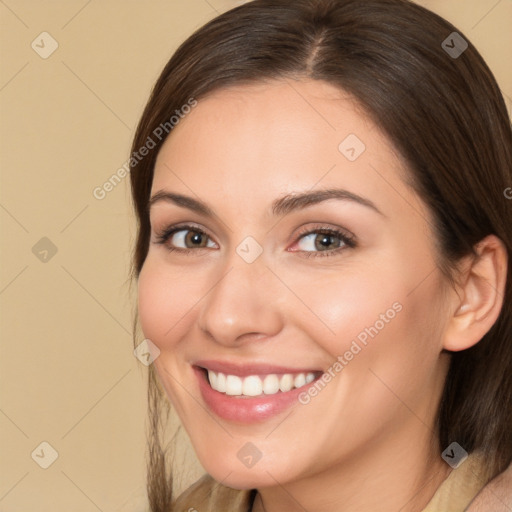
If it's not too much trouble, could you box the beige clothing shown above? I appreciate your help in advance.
[174,453,490,512]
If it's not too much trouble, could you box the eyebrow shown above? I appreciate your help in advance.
[148,188,384,217]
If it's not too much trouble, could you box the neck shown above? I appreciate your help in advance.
[252,425,451,512]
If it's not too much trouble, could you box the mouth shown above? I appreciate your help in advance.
[193,361,324,423]
[200,367,319,397]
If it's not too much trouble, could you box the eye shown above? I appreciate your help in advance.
[291,226,356,257]
[153,224,217,252]
[153,223,356,257]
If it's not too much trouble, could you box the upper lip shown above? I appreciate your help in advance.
[194,359,322,377]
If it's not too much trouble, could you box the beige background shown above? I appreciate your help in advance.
[0,1,510,511]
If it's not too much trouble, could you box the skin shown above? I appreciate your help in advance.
[137,79,507,512]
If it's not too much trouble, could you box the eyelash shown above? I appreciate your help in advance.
[153,223,357,258]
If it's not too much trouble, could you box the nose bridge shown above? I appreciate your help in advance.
[197,248,284,345]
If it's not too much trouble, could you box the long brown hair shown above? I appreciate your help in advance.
[129,0,512,509]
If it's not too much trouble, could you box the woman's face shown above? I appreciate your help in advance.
[138,79,453,489]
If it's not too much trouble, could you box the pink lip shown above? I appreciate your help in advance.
[193,364,322,424]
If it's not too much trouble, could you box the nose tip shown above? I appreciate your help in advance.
[197,262,284,347]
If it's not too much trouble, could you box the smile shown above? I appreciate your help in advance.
[207,370,317,397]
[193,362,323,423]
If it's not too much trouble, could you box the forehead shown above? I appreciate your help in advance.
[151,79,422,222]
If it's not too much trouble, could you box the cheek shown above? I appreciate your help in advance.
[137,263,168,344]
[276,258,408,358]
[137,258,198,348]
[137,259,204,412]
[286,249,446,374]
[339,267,449,417]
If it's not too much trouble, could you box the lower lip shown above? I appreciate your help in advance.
[194,367,317,424]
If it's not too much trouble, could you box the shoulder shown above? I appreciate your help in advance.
[465,459,512,512]
[422,452,490,512]
[173,473,255,512]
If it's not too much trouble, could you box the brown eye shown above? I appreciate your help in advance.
[154,224,218,252]
[169,229,216,249]
[182,230,208,248]
[297,231,348,252]
[314,233,342,251]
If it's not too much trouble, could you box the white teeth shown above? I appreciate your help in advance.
[242,375,263,396]
[279,374,294,392]
[294,373,306,388]
[208,370,217,388]
[207,370,316,397]
[263,374,280,395]
[216,372,226,393]
[225,375,243,395]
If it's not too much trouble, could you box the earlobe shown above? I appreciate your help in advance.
[442,234,508,352]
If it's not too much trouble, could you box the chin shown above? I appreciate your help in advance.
[199,456,289,489]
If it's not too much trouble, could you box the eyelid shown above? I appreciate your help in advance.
[153,222,218,248]
[152,221,356,257]
[293,223,355,242]
[287,223,356,256]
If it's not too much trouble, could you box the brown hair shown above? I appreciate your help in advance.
[129,0,512,509]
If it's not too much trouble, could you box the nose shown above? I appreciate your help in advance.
[197,254,285,347]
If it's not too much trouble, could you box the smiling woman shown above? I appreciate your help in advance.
[128,1,512,511]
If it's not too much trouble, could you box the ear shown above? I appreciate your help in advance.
[443,234,508,352]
